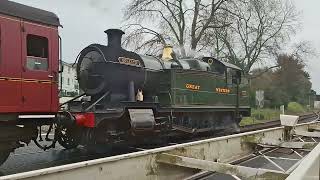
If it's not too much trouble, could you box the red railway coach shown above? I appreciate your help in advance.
[0,0,61,165]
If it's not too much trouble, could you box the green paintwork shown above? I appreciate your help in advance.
[157,69,250,116]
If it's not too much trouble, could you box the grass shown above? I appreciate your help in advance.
[239,108,280,126]
[240,105,314,126]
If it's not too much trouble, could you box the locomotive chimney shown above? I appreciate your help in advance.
[104,29,125,48]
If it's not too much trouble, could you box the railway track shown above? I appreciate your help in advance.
[240,112,319,133]
[0,112,318,177]
[185,112,320,180]
[185,138,320,180]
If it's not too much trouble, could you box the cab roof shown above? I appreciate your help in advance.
[0,0,61,27]
[202,57,242,71]
[218,60,242,70]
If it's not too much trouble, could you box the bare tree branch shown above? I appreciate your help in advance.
[122,0,300,74]
[212,0,299,73]
[123,0,230,57]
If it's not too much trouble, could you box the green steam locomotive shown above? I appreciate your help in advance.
[57,29,251,148]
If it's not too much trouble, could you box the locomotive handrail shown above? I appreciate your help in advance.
[59,93,85,107]
[89,45,112,65]
[84,91,110,112]
[75,45,145,69]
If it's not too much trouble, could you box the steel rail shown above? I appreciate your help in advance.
[240,112,319,133]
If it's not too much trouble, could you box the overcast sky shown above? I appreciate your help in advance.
[12,0,320,93]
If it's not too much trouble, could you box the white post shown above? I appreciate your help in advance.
[280,105,285,115]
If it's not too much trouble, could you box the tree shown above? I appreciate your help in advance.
[123,0,231,57]
[123,0,299,73]
[211,0,299,73]
[248,40,316,80]
[250,54,312,107]
[273,54,312,105]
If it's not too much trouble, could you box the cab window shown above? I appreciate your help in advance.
[226,68,233,86]
[226,68,241,86]
[26,34,48,71]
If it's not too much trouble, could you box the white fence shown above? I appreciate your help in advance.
[1,121,320,180]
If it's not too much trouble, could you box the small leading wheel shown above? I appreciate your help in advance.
[56,125,79,149]
[0,150,10,166]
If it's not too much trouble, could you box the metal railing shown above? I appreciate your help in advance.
[1,119,320,180]
[287,136,320,180]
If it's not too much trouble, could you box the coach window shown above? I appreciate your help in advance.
[26,34,48,71]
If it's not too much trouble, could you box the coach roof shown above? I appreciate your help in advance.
[0,0,61,27]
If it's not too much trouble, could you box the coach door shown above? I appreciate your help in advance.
[0,17,23,113]
[21,22,53,112]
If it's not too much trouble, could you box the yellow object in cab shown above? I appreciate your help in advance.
[162,45,174,61]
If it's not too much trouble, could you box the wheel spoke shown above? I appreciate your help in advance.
[56,125,79,149]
